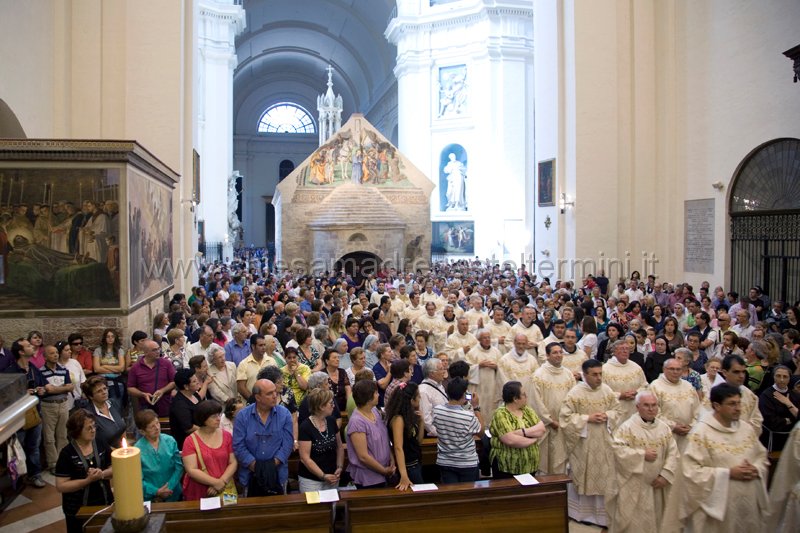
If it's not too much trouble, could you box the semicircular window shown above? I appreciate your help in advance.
[257,103,316,134]
[730,138,800,213]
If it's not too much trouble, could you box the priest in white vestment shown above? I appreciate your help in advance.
[537,319,566,361]
[608,391,679,533]
[719,354,763,436]
[463,295,490,332]
[767,421,800,532]
[561,329,587,380]
[414,302,447,349]
[559,359,623,527]
[401,292,425,323]
[464,329,502,423]
[486,308,512,354]
[648,358,700,452]
[497,334,539,403]
[444,317,477,362]
[531,342,576,474]
[602,340,648,421]
[510,306,544,360]
[677,383,769,532]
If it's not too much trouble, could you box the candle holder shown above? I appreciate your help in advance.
[110,506,150,533]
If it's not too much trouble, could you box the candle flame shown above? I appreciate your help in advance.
[121,437,128,448]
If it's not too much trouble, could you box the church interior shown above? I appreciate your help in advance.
[0,0,799,531]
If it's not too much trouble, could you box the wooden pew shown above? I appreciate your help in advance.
[340,475,571,533]
[76,494,333,533]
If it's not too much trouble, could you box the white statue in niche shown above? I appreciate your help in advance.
[444,153,467,211]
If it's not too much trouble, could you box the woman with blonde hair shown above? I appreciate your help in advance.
[297,388,344,492]
[328,311,346,341]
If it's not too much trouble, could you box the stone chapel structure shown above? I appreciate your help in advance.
[273,114,433,275]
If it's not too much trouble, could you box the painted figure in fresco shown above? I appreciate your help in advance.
[81,201,110,263]
[351,148,363,184]
[444,153,467,211]
[33,204,51,246]
[309,149,328,184]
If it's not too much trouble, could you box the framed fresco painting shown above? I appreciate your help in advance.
[0,166,121,309]
[537,158,555,207]
[431,220,474,255]
[0,140,178,315]
[128,167,174,308]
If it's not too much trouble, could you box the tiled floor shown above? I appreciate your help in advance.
[0,473,66,533]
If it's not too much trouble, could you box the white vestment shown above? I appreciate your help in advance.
[648,374,700,452]
[444,330,477,362]
[559,381,623,527]
[677,415,769,533]
[608,414,679,533]
[602,357,648,421]
[531,362,576,474]
[464,344,502,422]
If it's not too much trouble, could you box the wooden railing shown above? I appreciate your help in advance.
[77,476,571,533]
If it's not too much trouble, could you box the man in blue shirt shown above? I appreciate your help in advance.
[233,379,293,495]
[224,323,251,366]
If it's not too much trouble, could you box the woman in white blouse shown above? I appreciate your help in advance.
[206,344,237,402]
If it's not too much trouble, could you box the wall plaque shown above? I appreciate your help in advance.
[684,199,715,273]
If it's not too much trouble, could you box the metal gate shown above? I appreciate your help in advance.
[730,213,800,306]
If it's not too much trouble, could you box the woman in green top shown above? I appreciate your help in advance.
[489,381,546,478]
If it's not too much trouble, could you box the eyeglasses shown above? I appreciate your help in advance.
[70,341,83,346]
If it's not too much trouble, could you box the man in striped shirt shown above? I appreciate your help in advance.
[432,376,484,483]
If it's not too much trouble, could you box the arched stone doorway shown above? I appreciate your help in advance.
[334,251,383,282]
[729,138,800,305]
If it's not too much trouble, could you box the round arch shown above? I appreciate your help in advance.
[728,138,800,305]
[334,251,382,280]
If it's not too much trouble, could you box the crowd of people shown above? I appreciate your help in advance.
[2,258,799,532]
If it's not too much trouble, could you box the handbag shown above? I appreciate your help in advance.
[23,406,41,430]
[189,433,238,504]
[7,435,27,486]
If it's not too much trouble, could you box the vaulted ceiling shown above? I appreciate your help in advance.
[233,0,397,135]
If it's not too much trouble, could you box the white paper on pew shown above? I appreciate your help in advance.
[411,483,439,492]
[514,474,540,486]
[200,496,221,510]
[144,501,152,512]
[319,489,340,502]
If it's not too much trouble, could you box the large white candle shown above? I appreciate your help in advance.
[110,438,145,521]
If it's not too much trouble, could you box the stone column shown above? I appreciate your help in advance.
[197,0,245,256]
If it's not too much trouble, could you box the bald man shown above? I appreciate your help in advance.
[233,379,294,496]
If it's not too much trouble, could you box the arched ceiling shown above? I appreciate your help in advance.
[234,0,397,135]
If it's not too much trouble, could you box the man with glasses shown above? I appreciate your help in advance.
[67,332,94,376]
[127,340,176,417]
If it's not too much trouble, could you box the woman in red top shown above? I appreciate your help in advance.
[181,400,237,500]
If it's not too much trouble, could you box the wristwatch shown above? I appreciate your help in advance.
[473,407,481,412]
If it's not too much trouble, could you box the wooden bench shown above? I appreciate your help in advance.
[77,476,570,533]
[340,475,570,533]
[77,493,333,533]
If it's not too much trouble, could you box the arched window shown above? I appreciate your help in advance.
[729,138,800,305]
[257,103,316,134]
[278,159,295,182]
